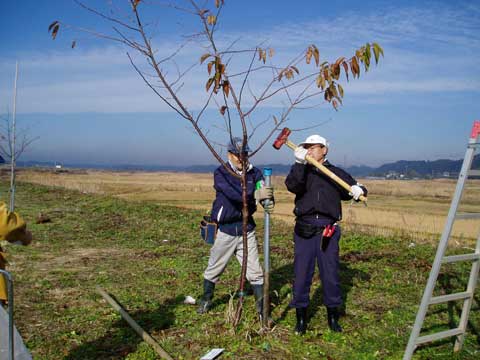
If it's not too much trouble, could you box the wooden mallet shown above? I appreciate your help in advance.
[273,127,367,202]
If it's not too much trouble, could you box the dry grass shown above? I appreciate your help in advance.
[17,168,480,243]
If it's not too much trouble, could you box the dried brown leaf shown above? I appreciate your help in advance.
[223,81,230,97]
[133,0,141,10]
[332,99,338,110]
[48,21,59,32]
[206,77,214,92]
[342,61,349,81]
[220,106,227,115]
[51,24,60,40]
[306,48,312,64]
[313,46,320,66]
[200,53,211,64]
[335,57,345,66]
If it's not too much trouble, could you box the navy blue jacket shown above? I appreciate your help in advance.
[210,163,263,236]
[285,161,367,222]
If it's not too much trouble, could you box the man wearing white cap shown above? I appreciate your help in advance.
[285,134,367,335]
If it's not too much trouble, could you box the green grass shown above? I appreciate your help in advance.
[3,180,479,359]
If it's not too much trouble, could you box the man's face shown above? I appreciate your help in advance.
[304,143,328,162]
[228,152,243,170]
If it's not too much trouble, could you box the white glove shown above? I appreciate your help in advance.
[350,184,364,200]
[294,147,308,164]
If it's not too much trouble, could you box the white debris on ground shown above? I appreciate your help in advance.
[184,295,196,305]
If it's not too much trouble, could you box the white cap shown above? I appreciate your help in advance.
[298,134,329,148]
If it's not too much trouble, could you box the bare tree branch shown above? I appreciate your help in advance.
[74,0,140,32]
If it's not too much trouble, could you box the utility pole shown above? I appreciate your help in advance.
[10,61,18,212]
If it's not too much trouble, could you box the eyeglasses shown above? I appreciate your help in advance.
[304,144,325,150]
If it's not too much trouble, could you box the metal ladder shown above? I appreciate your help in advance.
[403,120,480,359]
[0,269,14,360]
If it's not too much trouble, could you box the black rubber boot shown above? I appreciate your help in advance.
[197,279,215,314]
[327,307,342,332]
[252,284,264,319]
[252,285,263,318]
[295,307,307,335]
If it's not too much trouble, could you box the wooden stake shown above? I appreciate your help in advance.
[96,286,173,360]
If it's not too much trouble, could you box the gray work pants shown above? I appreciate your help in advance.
[203,230,264,286]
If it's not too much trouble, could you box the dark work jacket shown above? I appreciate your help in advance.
[210,163,263,236]
[285,160,367,222]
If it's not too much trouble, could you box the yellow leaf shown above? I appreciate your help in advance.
[372,43,384,64]
[207,15,216,25]
[316,74,325,90]
[373,42,384,57]
[338,84,344,98]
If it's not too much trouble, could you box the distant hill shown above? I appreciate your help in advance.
[349,155,480,178]
[17,154,479,178]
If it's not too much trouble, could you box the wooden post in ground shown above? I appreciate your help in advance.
[96,286,173,360]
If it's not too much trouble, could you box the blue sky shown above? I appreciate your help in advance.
[0,0,479,167]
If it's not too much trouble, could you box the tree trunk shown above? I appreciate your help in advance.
[233,156,249,326]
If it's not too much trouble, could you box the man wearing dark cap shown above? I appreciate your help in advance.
[286,134,367,335]
[197,137,274,320]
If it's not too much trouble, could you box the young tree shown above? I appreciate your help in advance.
[0,111,38,211]
[50,0,383,326]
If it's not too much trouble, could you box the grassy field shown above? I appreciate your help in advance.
[18,169,480,242]
[2,177,479,359]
